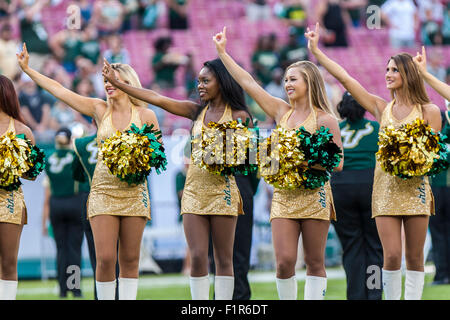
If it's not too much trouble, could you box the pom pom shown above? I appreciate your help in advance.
[101,123,167,185]
[258,126,307,189]
[192,119,259,176]
[0,132,45,191]
[376,118,447,179]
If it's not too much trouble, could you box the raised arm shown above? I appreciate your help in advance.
[305,23,387,121]
[414,46,450,101]
[17,43,105,119]
[213,27,290,123]
[102,59,198,120]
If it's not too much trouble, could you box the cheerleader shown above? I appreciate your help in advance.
[17,43,160,300]
[213,27,344,300]
[102,58,253,300]
[0,75,36,300]
[306,23,442,299]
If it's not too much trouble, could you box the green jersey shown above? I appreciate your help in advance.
[72,135,98,192]
[430,111,450,187]
[45,148,80,197]
[340,118,380,170]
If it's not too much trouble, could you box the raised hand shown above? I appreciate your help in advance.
[413,46,427,75]
[102,58,118,85]
[16,43,30,71]
[213,26,227,54]
[305,22,320,54]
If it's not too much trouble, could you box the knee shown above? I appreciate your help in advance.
[405,251,424,271]
[276,254,297,278]
[214,253,233,275]
[0,256,18,279]
[303,255,325,276]
[189,248,208,270]
[383,249,402,270]
[96,251,117,271]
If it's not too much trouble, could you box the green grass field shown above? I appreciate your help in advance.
[15,267,450,300]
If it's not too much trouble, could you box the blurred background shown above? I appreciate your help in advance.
[0,0,448,283]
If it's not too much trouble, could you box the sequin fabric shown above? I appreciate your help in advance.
[372,101,434,217]
[88,105,151,219]
[181,106,244,216]
[0,118,26,225]
[270,108,336,221]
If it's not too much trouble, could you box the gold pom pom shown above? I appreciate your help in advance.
[376,118,441,178]
[0,132,33,188]
[258,126,307,189]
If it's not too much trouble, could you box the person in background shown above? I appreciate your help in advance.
[278,27,308,70]
[0,24,20,79]
[166,0,188,30]
[331,91,383,300]
[381,0,419,48]
[42,128,84,298]
[103,34,131,64]
[151,35,187,88]
[251,34,279,87]
[92,0,125,38]
[316,0,350,47]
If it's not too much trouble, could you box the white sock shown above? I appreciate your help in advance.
[189,275,210,300]
[96,280,116,300]
[276,276,297,300]
[382,269,402,300]
[304,276,327,300]
[404,270,425,300]
[118,278,138,300]
[0,279,18,300]
[214,276,234,300]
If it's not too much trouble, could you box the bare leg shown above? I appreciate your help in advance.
[183,214,210,277]
[210,215,238,276]
[301,219,330,277]
[0,210,25,280]
[375,216,403,270]
[271,218,301,279]
[118,216,147,278]
[403,215,429,271]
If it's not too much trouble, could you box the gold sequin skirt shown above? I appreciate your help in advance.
[181,164,244,216]
[270,182,336,222]
[87,161,151,219]
[371,165,434,218]
[0,188,27,225]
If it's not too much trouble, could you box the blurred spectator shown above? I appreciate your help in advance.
[278,27,308,70]
[0,0,18,22]
[79,23,101,66]
[443,2,450,44]
[49,101,80,130]
[421,7,443,45]
[75,0,94,25]
[92,0,125,37]
[18,0,52,72]
[165,0,188,30]
[265,67,286,101]
[320,66,344,113]
[184,52,197,100]
[427,51,446,82]
[245,0,272,22]
[49,28,83,74]
[417,0,443,25]
[341,0,367,27]
[103,34,130,64]
[381,0,418,48]
[251,34,279,86]
[0,23,20,79]
[19,74,54,141]
[120,0,140,31]
[277,0,309,46]
[317,0,349,47]
[139,0,161,29]
[151,35,187,88]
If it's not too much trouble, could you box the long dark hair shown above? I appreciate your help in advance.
[0,75,24,122]
[193,58,251,120]
[337,91,365,123]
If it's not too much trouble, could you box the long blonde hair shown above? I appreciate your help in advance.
[285,61,338,119]
[107,63,147,108]
[388,53,430,105]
